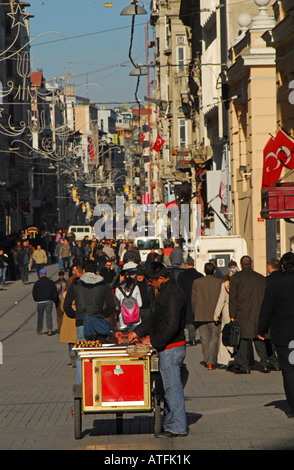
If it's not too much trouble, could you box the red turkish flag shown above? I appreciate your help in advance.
[262,131,294,188]
[152,134,165,152]
[88,136,95,162]
[262,137,283,188]
[273,130,294,169]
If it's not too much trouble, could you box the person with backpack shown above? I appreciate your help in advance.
[115,262,142,331]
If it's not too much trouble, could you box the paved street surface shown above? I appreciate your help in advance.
[0,263,294,453]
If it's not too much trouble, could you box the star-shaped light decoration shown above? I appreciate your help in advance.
[7,4,30,30]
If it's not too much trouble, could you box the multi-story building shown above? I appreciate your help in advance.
[149,0,202,241]
[261,0,294,258]
[0,1,32,236]
[226,0,276,274]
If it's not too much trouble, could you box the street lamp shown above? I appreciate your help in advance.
[120,0,147,16]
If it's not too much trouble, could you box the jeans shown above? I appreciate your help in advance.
[0,266,7,285]
[76,325,85,384]
[37,301,53,332]
[158,345,187,435]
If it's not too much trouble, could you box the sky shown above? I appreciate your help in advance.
[28,0,152,108]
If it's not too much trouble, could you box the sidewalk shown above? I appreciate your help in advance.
[0,266,293,451]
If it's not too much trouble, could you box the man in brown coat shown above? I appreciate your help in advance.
[229,255,268,374]
[191,262,223,369]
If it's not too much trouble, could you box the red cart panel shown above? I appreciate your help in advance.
[101,364,145,405]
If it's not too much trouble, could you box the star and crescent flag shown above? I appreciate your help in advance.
[262,130,294,188]
[152,133,165,152]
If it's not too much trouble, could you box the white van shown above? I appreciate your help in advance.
[190,235,248,276]
[67,225,94,241]
[133,236,164,262]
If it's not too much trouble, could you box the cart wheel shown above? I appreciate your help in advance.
[74,398,82,439]
[153,398,162,435]
[116,412,123,434]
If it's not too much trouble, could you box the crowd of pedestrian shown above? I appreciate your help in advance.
[2,228,294,429]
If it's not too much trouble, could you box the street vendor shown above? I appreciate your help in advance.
[128,261,188,438]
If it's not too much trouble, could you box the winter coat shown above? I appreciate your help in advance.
[60,244,71,258]
[32,249,47,264]
[134,277,186,352]
[258,269,294,347]
[63,272,115,327]
[59,292,76,344]
[229,267,266,338]
[32,277,59,304]
[191,275,223,322]
[0,253,9,268]
[169,247,184,266]
[177,268,204,324]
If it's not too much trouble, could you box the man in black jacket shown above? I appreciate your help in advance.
[258,252,294,417]
[177,257,203,345]
[32,269,59,336]
[129,261,187,438]
[63,260,115,384]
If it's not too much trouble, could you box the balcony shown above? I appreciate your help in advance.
[174,150,192,170]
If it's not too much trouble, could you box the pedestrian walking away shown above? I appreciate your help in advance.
[16,244,30,284]
[129,261,188,438]
[213,260,239,367]
[114,262,142,331]
[191,262,223,369]
[258,251,294,418]
[229,255,269,374]
[55,270,67,333]
[32,269,59,336]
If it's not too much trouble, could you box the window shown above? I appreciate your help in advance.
[179,119,186,147]
[177,47,185,72]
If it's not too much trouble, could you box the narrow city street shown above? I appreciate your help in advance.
[0,263,293,452]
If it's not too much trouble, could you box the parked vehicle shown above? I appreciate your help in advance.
[133,236,164,262]
[67,225,94,241]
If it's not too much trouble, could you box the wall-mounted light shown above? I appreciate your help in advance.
[239,165,251,178]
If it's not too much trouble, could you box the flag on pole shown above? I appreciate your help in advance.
[88,136,95,162]
[153,134,165,152]
[219,156,228,210]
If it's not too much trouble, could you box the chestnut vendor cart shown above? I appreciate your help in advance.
[72,343,164,439]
